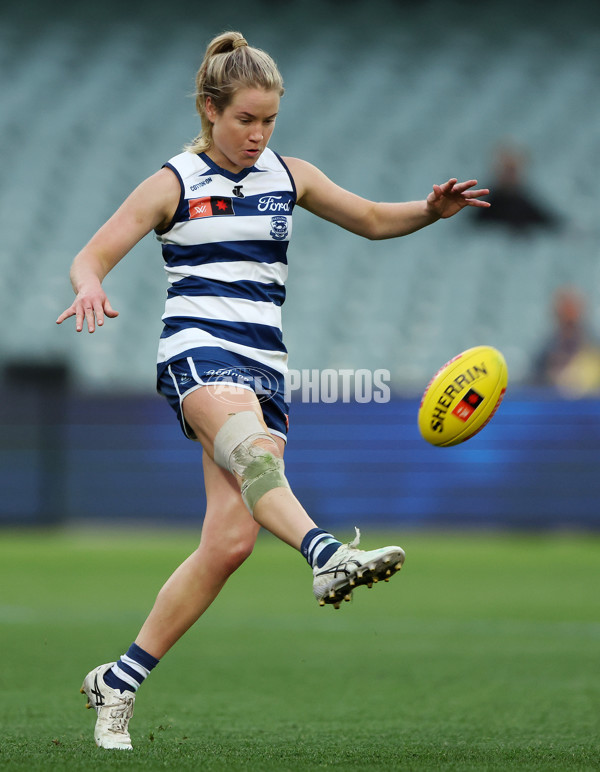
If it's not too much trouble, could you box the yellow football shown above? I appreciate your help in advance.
[418,345,508,447]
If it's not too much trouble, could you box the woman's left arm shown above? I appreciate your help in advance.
[284,157,489,240]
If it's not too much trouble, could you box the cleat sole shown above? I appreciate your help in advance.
[316,546,405,608]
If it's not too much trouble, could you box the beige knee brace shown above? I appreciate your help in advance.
[213,411,290,513]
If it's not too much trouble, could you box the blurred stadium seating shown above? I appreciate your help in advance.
[0,0,599,393]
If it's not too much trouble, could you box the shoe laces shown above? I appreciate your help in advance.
[348,527,361,549]
[316,528,363,579]
[108,697,134,734]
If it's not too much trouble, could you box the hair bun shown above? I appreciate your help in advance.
[232,37,248,49]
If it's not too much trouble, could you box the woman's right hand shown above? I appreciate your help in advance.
[56,285,119,333]
[56,167,180,334]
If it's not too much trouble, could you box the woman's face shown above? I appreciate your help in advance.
[205,87,280,173]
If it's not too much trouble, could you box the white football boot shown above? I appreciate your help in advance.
[313,528,405,609]
[80,663,135,750]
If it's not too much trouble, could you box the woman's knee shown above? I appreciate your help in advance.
[198,506,259,577]
[218,528,256,573]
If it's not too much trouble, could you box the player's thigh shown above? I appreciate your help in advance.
[199,452,257,559]
[182,384,273,459]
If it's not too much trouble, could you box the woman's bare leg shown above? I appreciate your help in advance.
[180,384,318,549]
[135,383,320,659]
[135,452,260,659]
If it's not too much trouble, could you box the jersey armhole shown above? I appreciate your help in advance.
[274,152,297,204]
[154,162,185,235]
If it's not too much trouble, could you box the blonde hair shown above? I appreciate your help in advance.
[185,31,284,155]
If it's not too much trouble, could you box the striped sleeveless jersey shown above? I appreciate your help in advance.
[156,148,296,383]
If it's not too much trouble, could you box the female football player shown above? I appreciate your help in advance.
[57,30,490,750]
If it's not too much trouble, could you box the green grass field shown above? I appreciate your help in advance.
[0,528,599,771]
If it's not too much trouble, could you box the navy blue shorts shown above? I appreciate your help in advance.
[157,356,289,442]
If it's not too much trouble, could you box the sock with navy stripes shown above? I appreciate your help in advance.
[103,642,159,694]
[301,528,343,569]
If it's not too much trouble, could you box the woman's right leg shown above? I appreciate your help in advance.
[81,451,260,749]
[135,451,261,659]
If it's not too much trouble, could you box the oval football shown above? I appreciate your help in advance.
[418,345,508,447]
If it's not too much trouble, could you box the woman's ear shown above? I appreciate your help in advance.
[205,96,217,124]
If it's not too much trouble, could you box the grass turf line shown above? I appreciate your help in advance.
[0,529,598,770]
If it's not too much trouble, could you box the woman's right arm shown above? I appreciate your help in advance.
[56,167,180,333]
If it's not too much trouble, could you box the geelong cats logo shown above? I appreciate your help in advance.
[269,215,288,241]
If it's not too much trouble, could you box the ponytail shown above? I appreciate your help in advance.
[185,31,284,154]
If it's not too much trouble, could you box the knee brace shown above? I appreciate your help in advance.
[213,411,290,513]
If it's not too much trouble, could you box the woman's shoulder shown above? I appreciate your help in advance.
[279,155,307,172]
[165,150,210,176]
[279,156,322,178]
[278,157,324,200]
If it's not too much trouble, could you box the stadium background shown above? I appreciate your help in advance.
[1,0,599,529]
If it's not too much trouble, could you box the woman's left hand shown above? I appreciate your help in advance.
[426,178,490,219]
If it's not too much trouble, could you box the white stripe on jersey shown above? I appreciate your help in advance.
[174,149,291,199]
[164,260,288,287]
[157,327,288,373]
[165,215,292,246]
[162,294,282,329]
